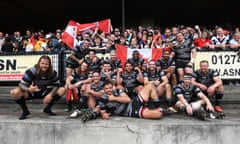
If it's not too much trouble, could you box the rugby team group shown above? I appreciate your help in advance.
[9,25,229,121]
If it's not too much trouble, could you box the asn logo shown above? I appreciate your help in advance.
[0,59,16,70]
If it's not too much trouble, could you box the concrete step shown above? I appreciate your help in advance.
[1,86,240,110]
[0,85,239,98]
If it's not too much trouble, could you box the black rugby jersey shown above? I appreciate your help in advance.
[99,89,128,115]
[175,83,202,102]
[20,67,59,89]
[71,71,90,84]
[66,46,90,65]
[143,69,165,82]
[121,71,140,88]
[192,69,219,87]
[156,57,175,70]
[172,39,194,63]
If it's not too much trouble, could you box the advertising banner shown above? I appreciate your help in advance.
[195,51,240,79]
[0,54,59,81]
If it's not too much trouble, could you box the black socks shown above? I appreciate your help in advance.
[15,97,30,120]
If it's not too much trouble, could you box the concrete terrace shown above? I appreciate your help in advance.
[0,85,239,144]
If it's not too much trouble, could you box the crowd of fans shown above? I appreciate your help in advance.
[0,24,240,54]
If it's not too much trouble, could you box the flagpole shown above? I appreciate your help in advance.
[122,0,125,32]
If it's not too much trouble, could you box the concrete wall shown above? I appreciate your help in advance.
[0,116,239,144]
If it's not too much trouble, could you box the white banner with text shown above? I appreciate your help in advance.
[195,51,240,79]
[0,54,59,81]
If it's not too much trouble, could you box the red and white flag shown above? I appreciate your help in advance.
[116,44,163,69]
[97,19,112,33]
[62,19,112,48]
[78,19,112,34]
[61,20,79,48]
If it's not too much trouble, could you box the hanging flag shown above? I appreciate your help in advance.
[61,20,79,48]
[115,44,163,69]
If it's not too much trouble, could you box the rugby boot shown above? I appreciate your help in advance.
[213,112,226,119]
[80,108,96,122]
[214,105,223,113]
[194,108,207,121]
[64,101,72,112]
[43,108,56,115]
[70,109,83,118]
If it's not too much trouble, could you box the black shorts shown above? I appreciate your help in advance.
[126,87,137,99]
[175,61,189,69]
[129,94,145,118]
[27,88,52,100]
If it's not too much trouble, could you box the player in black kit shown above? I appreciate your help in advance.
[126,50,146,71]
[143,60,174,107]
[10,55,66,120]
[116,61,144,99]
[191,60,224,113]
[171,32,196,83]
[64,61,92,112]
[65,39,91,77]
[174,74,215,120]
[156,50,177,86]
[99,81,173,120]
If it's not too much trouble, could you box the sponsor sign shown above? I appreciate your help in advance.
[0,54,58,81]
[195,51,240,79]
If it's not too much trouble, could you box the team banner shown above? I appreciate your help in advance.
[0,54,59,81]
[194,51,240,79]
